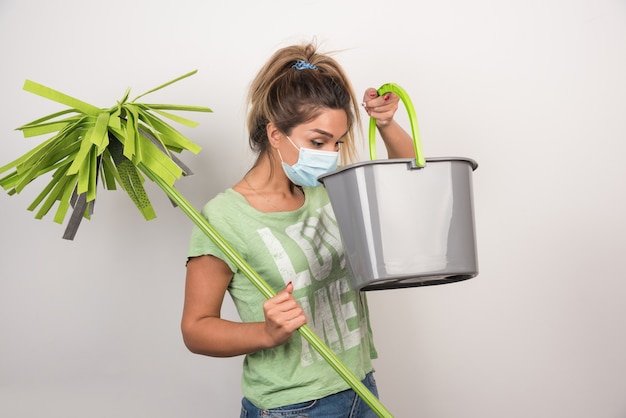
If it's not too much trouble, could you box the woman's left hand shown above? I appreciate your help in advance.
[361,87,415,159]
[362,88,400,128]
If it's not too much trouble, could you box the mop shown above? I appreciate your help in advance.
[0,71,393,418]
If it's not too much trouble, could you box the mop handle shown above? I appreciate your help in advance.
[368,83,426,167]
[142,165,394,418]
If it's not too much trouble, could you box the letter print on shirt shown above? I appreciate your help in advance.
[256,203,363,367]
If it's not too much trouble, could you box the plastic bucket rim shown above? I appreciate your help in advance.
[318,156,478,183]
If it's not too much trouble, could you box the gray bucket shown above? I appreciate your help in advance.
[319,84,479,291]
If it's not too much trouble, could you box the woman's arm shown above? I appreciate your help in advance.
[181,255,306,357]
[362,88,415,159]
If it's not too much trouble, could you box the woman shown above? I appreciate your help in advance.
[182,42,414,417]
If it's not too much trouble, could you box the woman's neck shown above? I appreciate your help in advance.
[234,161,304,212]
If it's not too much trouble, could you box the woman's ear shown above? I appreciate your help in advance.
[266,122,283,148]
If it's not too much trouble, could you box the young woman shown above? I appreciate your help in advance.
[182,42,414,417]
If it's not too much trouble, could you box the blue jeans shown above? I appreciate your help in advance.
[240,372,379,418]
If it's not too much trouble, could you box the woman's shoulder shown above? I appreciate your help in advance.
[200,188,246,217]
[303,185,331,205]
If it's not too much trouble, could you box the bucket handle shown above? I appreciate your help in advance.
[368,83,426,167]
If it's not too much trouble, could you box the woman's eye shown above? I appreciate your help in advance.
[309,139,343,149]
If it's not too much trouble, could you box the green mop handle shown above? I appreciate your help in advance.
[142,165,394,418]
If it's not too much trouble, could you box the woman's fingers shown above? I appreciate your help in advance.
[262,282,307,346]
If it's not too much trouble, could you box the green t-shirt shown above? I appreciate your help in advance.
[187,186,377,409]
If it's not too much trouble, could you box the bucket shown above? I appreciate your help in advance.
[318,84,479,291]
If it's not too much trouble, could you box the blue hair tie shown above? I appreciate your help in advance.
[292,60,318,71]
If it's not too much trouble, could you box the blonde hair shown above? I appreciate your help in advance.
[246,42,360,167]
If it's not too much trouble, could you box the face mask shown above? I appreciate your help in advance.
[279,136,339,187]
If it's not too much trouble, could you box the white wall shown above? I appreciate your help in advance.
[1,0,625,417]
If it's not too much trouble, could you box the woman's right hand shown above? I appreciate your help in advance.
[262,282,308,347]
[183,255,306,357]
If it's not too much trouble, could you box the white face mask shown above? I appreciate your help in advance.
[279,136,339,187]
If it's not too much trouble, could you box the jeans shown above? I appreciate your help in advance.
[240,372,379,418]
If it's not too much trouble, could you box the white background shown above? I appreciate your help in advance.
[1,1,625,417]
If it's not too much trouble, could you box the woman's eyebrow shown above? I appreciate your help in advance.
[308,128,348,139]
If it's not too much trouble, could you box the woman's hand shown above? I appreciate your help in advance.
[362,88,400,128]
[262,282,307,347]
[362,88,415,159]
[182,257,308,356]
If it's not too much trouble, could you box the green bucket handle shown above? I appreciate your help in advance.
[368,83,426,167]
